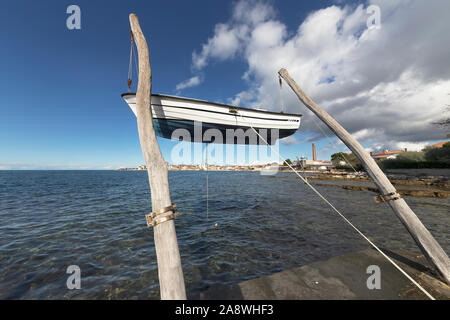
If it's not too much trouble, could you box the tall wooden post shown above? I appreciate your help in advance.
[279,68,450,284]
[129,13,186,299]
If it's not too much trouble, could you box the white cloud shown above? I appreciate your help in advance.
[232,0,275,25]
[391,141,428,152]
[280,136,298,145]
[192,24,241,70]
[352,128,379,141]
[190,0,450,149]
[175,76,202,91]
[192,0,276,70]
[227,90,255,106]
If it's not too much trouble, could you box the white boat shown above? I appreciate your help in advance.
[121,93,301,144]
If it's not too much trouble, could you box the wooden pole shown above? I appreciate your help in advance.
[278,68,450,284]
[129,13,186,299]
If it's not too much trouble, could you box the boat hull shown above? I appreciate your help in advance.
[122,93,301,145]
[153,119,298,144]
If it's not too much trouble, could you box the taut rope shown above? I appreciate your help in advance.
[206,143,209,223]
[127,31,139,92]
[237,112,435,300]
[127,31,134,92]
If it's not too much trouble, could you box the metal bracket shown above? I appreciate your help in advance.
[374,192,401,203]
[145,204,179,227]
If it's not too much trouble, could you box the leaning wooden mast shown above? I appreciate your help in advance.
[279,68,450,284]
[129,13,186,299]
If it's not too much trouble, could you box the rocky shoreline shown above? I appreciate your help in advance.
[305,169,449,198]
[311,182,449,198]
[117,167,449,198]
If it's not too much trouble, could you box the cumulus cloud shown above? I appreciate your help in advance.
[192,0,275,70]
[192,24,240,69]
[227,90,256,106]
[280,136,298,145]
[175,76,202,91]
[190,0,450,151]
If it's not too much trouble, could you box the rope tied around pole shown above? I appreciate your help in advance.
[145,204,180,227]
[374,192,402,203]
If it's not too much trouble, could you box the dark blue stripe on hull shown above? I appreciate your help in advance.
[153,119,297,145]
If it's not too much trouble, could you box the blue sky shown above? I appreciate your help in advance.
[1,1,449,169]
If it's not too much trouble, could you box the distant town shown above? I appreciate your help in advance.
[117,140,449,172]
[117,163,300,172]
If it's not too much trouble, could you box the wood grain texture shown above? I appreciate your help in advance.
[129,13,186,299]
[279,68,450,284]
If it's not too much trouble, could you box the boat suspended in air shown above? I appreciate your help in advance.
[121,93,301,145]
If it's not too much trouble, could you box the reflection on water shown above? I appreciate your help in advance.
[0,170,448,299]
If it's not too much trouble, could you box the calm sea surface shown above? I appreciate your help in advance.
[0,170,448,299]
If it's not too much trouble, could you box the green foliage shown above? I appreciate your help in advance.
[283,159,292,166]
[330,152,362,170]
[378,159,449,169]
[331,144,450,170]
[330,152,346,163]
[378,145,450,169]
[424,143,450,163]
[396,151,425,161]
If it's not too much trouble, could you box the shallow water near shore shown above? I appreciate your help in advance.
[0,170,448,299]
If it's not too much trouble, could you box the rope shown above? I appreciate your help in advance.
[127,31,134,92]
[277,76,356,171]
[237,113,435,300]
[133,38,139,79]
[127,31,139,92]
[310,115,359,173]
[278,76,355,170]
[205,143,209,223]
[278,74,356,172]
